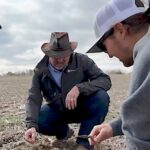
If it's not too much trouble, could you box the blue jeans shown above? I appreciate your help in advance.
[38,90,110,149]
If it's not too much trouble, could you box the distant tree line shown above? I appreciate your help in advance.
[2,69,129,76]
[5,69,34,76]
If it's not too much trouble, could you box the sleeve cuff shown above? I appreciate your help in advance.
[109,117,123,136]
[26,123,39,132]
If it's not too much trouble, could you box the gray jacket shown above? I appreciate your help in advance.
[110,27,150,150]
[25,53,111,130]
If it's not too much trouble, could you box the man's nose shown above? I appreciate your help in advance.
[57,58,64,62]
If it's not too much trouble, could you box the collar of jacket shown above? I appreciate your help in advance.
[35,53,77,77]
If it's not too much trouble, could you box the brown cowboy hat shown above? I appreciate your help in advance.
[41,32,78,58]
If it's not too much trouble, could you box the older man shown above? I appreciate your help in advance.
[24,32,111,150]
[88,0,150,149]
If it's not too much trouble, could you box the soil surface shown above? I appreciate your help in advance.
[0,73,130,150]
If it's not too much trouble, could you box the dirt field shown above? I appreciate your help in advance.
[0,73,130,150]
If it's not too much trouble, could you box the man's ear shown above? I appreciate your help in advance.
[113,23,127,39]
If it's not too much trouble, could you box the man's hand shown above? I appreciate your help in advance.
[65,86,80,110]
[89,123,113,145]
[24,127,37,144]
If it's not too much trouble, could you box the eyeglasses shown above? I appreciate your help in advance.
[96,28,114,52]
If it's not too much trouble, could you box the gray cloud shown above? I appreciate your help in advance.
[0,0,130,74]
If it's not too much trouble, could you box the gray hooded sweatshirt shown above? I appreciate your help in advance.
[110,26,150,150]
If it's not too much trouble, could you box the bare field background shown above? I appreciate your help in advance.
[0,73,130,150]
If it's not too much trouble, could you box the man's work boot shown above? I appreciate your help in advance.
[52,128,74,147]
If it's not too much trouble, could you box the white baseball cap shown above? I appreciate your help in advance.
[87,0,148,53]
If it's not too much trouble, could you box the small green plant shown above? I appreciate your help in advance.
[0,116,22,126]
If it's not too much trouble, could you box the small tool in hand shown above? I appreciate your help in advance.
[76,135,95,142]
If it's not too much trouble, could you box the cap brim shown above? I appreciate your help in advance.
[86,39,104,53]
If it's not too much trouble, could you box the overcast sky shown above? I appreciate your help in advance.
[0,0,132,74]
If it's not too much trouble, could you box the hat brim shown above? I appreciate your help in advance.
[44,49,73,58]
[86,38,104,53]
[41,41,78,58]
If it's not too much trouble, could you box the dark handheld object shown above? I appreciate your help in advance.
[0,25,2,29]
[76,135,94,142]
